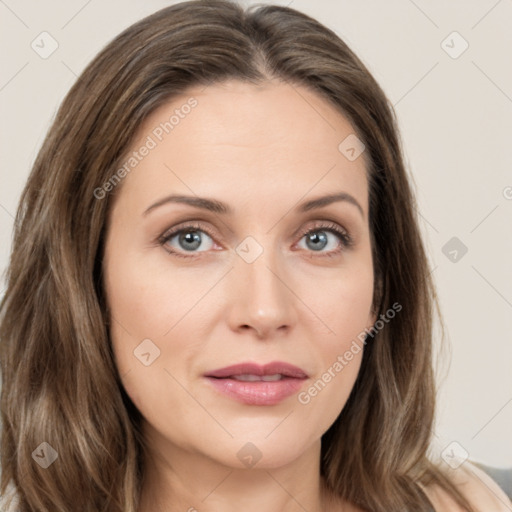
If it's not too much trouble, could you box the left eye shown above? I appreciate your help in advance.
[296,228,343,253]
[294,222,353,257]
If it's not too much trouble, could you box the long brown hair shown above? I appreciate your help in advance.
[0,1,475,510]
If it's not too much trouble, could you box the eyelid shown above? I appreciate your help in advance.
[295,220,353,245]
[157,220,219,247]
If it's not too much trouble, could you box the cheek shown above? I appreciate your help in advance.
[290,263,373,428]
[103,251,204,360]
[103,252,219,409]
[302,259,374,342]
[104,257,171,340]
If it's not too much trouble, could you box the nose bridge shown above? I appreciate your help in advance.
[228,233,297,334]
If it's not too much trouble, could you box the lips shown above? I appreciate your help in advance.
[204,361,308,406]
[204,361,309,379]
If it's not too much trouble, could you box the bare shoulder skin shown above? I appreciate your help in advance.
[423,462,512,512]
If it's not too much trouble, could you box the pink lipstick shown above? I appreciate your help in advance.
[204,361,308,406]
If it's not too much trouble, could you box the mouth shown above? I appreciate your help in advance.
[203,361,309,406]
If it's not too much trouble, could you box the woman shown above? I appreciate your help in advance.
[0,1,509,510]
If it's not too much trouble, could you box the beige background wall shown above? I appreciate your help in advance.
[1,0,511,467]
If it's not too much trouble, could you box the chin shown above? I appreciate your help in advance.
[208,432,318,471]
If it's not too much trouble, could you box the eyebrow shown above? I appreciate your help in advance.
[143,192,364,218]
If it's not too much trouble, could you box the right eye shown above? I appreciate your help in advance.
[158,222,217,258]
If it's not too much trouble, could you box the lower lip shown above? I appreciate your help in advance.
[204,376,306,405]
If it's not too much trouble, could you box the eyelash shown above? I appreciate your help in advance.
[157,220,354,260]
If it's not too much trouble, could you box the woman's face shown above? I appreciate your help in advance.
[103,79,376,469]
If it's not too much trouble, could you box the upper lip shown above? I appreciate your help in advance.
[204,361,308,379]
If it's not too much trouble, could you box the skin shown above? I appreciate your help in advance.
[102,79,377,512]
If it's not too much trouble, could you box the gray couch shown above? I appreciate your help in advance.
[474,462,512,502]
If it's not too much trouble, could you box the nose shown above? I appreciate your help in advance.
[226,247,298,339]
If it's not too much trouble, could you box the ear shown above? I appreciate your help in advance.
[368,274,383,330]
[367,308,377,331]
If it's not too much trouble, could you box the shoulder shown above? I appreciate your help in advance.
[424,462,512,512]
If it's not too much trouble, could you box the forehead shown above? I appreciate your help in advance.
[114,79,369,218]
